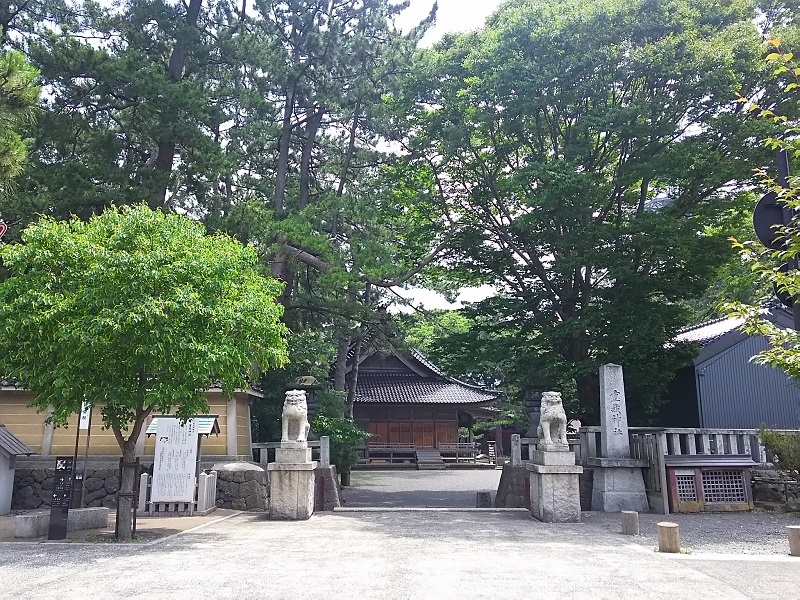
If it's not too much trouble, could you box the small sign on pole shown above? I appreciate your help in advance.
[79,402,91,430]
[0,222,7,239]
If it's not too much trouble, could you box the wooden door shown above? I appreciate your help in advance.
[435,422,457,446]
[368,422,387,445]
[414,421,434,447]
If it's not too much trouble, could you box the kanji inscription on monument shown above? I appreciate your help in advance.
[599,364,631,458]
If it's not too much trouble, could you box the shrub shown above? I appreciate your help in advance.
[759,426,800,481]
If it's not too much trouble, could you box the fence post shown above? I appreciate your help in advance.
[137,472,149,515]
[657,432,670,515]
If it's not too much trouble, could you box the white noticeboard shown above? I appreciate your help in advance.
[150,418,199,503]
[79,402,91,430]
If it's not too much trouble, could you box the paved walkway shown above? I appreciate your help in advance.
[1,511,798,599]
[343,469,502,508]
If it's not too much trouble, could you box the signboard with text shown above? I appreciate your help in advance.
[48,456,74,540]
[150,418,198,503]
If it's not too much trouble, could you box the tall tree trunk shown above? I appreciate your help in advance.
[346,334,362,419]
[333,329,350,392]
[150,0,203,209]
[116,439,137,541]
[273,86,295,214]
[299,107,324,209]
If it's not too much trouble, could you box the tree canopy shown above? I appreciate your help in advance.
[0,204,289,538]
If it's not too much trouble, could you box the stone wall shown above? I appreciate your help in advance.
[12,467,121,510]
[213,462,268,511]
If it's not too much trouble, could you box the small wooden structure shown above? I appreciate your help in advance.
[664,454,755,513]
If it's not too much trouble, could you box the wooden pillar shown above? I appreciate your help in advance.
[657,522,680,553]
[621,511,639,535]
[788,526,800,557]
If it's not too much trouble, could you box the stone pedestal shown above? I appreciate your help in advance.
[585,457,649,512]
[527,448,583,523]
[267,441,317,520]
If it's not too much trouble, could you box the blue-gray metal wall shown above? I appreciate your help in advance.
[697,335,800,428]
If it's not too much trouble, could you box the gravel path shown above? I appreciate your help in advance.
[343,469,800,555]
[583,510,800,555]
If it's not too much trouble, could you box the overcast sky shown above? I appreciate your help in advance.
[390,1,506,311]
[395,0,505,45]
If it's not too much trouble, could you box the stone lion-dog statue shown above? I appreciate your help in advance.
[281,389,310,444]
[537,391,568,448]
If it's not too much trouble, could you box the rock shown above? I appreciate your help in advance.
[102,495,117,509]
[18,476,34,487]
[231,499,247,511]
[23,495,42,510]
[84,488,107,504]
[104,476,119,494]
[31,469,47,483]
[84,477,105,492]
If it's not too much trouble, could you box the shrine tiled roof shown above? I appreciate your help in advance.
[354,372,499,405]
[673,316,746,347]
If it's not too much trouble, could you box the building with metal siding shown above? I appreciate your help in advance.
[660,305,800,429]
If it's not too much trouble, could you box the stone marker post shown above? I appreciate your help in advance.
[511,434,522,466]
[584,364,649,513]
[320,436,330,469]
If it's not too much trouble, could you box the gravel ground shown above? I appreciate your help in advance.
[583,510,800,555]
[342,469,502,508]
[343,469,800,555]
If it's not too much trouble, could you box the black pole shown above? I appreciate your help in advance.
[777,149,800,330]
[70,414,81,508]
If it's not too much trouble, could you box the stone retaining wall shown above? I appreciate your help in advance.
[213,462,268,511]
[12,467,122,510]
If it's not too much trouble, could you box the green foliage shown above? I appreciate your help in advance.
[0,50,39,189]
[0,204,289,437]
[727,38,800,395]
[759,426,800,481]
[311,414,372,476]
[397,0,773,421]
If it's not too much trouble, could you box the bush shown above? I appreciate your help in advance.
[759,426,800,481]
[311,414,372,480]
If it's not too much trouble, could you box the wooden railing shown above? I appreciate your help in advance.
[358,443,416,464]
[438,443,479,463]
[578,426,797,514]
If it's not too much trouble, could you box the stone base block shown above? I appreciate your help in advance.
[589,466,649,513]
[279,441,307,450]
[531,449,576,466]
[275,448,312,464]
[267,463,316,520]
[537,443,570,453]
[14,507,110,538]
[527,463,583,522]
[314,465,342,512]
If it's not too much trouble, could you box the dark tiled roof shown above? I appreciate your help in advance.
[354,372,499,405]
[0,424,35,456]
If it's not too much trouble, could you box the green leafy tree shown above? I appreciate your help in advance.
[0,50,39,190]
[396,0,774,422]
[311,414,372,486]
[0,205,289,540]
[729,38,800,411]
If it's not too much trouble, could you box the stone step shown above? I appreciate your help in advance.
[416,449,445,470]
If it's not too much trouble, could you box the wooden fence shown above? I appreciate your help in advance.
[578,427,795,514]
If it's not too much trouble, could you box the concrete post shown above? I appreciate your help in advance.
[511,434,522,466]
[657,522,680,553]
[788,526,800,557]
[320,436,331,469]
[621,511,639,535]
[137,472,149,515]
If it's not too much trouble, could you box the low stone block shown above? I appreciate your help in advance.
[531,449,576,466]
[275,447,312,464]
[268,465,315,520]
[14,507,110,538]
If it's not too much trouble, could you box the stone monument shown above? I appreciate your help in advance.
[267,390,317,520]
[526,391,583,522]
[584,364,649,512]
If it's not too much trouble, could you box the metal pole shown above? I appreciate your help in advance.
[777,149,800,330]
[80,408,93,508]
[70,414,81,509]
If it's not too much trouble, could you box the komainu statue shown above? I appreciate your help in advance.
[537,391,568,447]
[281,389,310,444]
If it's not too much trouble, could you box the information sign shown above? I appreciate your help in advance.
[150,418,199,503]
[47,456,74,540]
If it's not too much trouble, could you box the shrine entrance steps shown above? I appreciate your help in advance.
[415,448,446,470]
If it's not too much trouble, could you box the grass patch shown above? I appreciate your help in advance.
[83,531,163,544]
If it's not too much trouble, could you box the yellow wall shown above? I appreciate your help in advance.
[0,388,253,457]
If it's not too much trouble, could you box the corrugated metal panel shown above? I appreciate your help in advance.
[697,335,800,429]
[0,424,36,456]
